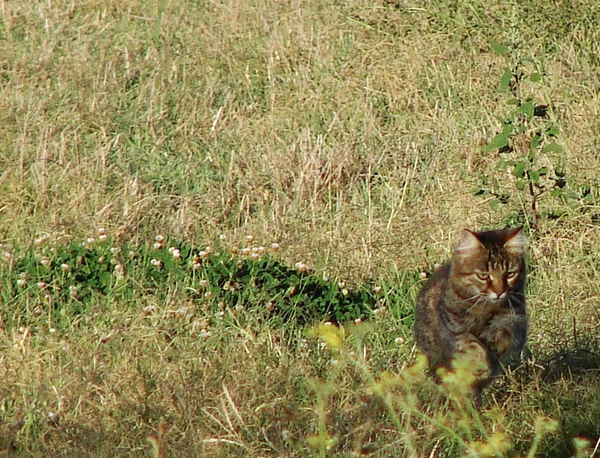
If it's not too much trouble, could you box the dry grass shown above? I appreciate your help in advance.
[0,0,599,456]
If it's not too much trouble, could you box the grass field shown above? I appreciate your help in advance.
[0,0,599,456]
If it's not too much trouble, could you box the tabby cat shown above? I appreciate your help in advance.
[414,227,528,396]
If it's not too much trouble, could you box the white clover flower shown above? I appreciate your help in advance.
[114,264,125,280]
[199,250,208,259]
[394,337,405,345]
[219,234,227,240]
[49,328,56,334]
[128,251,136,259]
[295,262,306,272]
[150,259,162,268]
[110,246,121,254]
[33,307,42,316]
[199,279,209,288]
[246,235,254,243]
[60,263,70,272]
[192,262,202,270]
[155,235,165,243]
[354,318,363,324]
[204,291,213,298]
[98,227,106,235]
[153,242,163,250]
[98,234,108,242]
[373,306,387,316]
[250,252,259,259]
[171,249,181,260]
[373,285,382,293]
[37,282,47,290]
[17,279,26,288]
[241,247,251,256]
[270,242,280,251]
[86,237,95,245]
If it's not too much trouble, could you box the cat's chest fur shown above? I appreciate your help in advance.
[425,263,515,336]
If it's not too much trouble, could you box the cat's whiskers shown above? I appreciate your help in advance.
[465,295,487,313]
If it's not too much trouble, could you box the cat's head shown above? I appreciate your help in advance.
[451,227,527,303]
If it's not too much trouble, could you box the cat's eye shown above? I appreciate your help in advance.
[506,271,519,279]
[475,272,489,280]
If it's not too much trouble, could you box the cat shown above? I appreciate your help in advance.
[414,227,528,397]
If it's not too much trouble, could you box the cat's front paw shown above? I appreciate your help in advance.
[456,333,491,379]
[486,327,514,358]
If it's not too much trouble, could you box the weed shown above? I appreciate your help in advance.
[475,43,567,229]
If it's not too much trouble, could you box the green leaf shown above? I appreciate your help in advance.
[99,271,112,288]
[498,69,513,92]
[485,123,513,152]
[541,143,564,154]
[530,72,543,82]
[490,41,510,55]
[529,148,537,164]
[512,161,527,178]
[518,100,535,118]
[530,133,542,151]
[506,98,520,106]
[485,132,510,151]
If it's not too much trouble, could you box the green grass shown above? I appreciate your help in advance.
[0,0,599,456]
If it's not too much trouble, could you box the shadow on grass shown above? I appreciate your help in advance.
[536,336,600,458]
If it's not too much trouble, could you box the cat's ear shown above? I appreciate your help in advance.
[455,229,483,254]
[503,227,528,254]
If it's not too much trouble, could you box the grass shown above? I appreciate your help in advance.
[0,0,599,456]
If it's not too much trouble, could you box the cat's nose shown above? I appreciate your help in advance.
[490,279,505,298]
[489,290,507,300]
